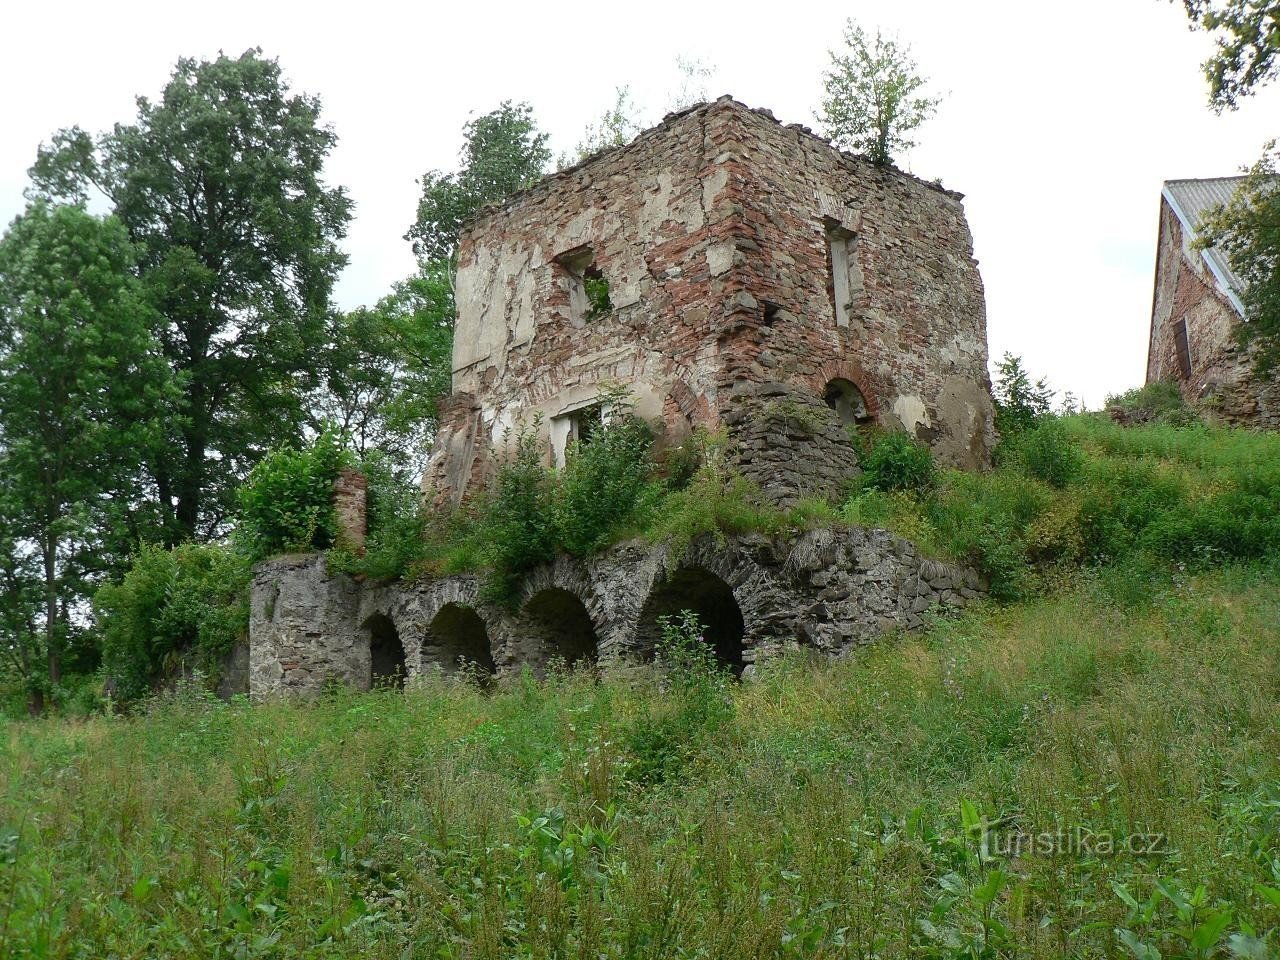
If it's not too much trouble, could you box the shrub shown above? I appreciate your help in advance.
[555,413,660,556]
[235,429,351,561]
[475,423,559,604]
[328,451,430,580]
[993,352,1054,440]
[1009,417,1085,488]
[859,430,937,494]
[95,542,251,703]
[1105,381,1198,426]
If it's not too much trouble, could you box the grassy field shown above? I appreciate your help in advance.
[5,560,1280,958]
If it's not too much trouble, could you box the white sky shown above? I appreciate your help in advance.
[3,0,1277,408]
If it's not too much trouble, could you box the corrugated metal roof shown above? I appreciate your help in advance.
[1162,176,1248,315]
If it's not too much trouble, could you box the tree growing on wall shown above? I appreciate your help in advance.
[818,20,942,166]
[0,202,173,710]
[1180,0,1280,110]
[406,101,551,265]
[28,49,352,542]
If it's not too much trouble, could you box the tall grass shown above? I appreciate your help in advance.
[4,564,1280,957]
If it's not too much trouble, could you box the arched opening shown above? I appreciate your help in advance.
[365,614,406,689]
[522,587,599,668]
[426,603,495,678]
[637,567,746,674]
[823,378,871,428]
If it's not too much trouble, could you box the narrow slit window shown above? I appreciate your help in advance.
[1174,318,1192,380]
[824,217,862,328]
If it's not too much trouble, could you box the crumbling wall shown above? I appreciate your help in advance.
[1148,198,1280,427]
[249,527,983,698]
[715,103,995,470]
[423,97,996,508]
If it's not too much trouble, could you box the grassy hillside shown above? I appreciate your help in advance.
[4,561,1280,958]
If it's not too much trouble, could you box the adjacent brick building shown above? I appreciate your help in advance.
[423,96,995,507]
[1147,177,1280,427]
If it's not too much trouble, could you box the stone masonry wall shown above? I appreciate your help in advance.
[422,97,995,508]
[1148,197,1280,428]
[249,526,983,698]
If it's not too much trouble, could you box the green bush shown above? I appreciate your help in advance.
[95,542,251,703]
[235,429,351,561]
[1008,417,1085,488]
[475,424,560,604]
[859,430,938,494]
[1105,381,1198,426]
[328,451,430,580]
[555,414,661,556]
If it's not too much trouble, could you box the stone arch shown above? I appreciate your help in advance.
[823,377,873,428]
[636,566,747,674]
[521,586,600,669]
[424,602,495,677]
[363,613,406,689]
[809,361,879,420]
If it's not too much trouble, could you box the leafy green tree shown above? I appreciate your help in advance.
[0,202,173,707]
[819,20,942,166]
[1180,0,1280,109]
[570,86,644,164]
[309,264,454,477]
[406,101,550,264]
[28,49,352,541]
[993,352,1054,440]
[1200,144,1280,373]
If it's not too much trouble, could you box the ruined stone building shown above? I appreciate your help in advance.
[248,98,995,698]
[1147,177,1279,426]
[424,96,995,507]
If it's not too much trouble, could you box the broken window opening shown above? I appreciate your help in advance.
[1174,318,1192,380]
[823,378,872,428]
[550,400,610,468]
[556,246,613,323]
[762,300,781,326]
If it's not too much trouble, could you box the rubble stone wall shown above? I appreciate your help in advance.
[248,527,984,699]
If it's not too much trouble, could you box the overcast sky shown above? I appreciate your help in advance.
[4,0,1278,407]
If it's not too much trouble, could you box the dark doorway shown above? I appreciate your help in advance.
[637,567,746,674]
[427,603,495,678]
[522,588,599,668]
[823,378,871,428]
[365,614,405,689]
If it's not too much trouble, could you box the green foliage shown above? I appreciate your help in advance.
[406,101,551,263]
[993,352,1054,441]
[555,414,659,556]
[95,542,251,703]
[626,610,734,785]
[819,19,943,165]
[7,568,1280,953]
[328,452,430,581]
[475,424,559,604]
[1007,417,1086,488]
[1198,143,1280,374]
[1180,0,1280,109]
[235,430,351,562]
[0,200,174,702]
[569,86,644,165]
[1105,380,1198,426]
[858,430,938,494]
[28,49,353,541]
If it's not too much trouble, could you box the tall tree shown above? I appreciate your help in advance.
[0,202,172,707]
[406,102,550,264]
[1181,0,1280,109]
[309,263,454,478]
[818,20,942,166]
[28,49,352,541]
